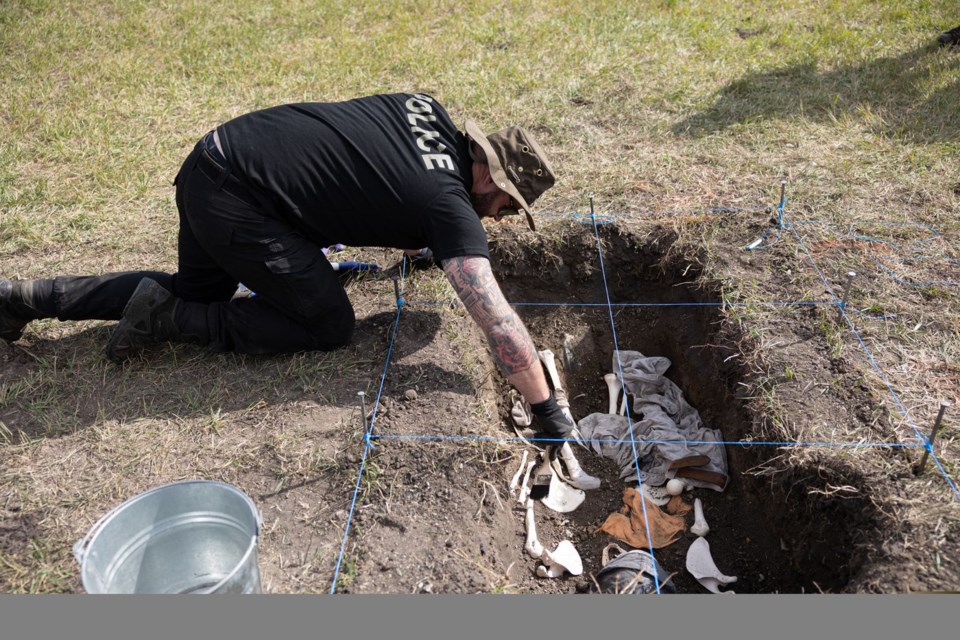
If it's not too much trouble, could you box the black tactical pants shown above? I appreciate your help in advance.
[40,134,354,354]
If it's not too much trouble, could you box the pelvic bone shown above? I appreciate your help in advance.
[686,537,736,594]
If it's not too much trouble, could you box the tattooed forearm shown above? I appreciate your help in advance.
[443,256,540,376]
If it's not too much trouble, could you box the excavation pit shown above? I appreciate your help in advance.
[485,224,881,593]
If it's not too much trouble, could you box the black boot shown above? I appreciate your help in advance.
[939,26,960,47]
[0,279,53,343]
[106,278,181,363]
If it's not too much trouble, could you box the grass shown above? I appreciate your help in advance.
[2,0,959,593]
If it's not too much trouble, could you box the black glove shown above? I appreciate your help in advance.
[529,393,575,457]
[405,247,438,271]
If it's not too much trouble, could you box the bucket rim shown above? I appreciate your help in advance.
[73,479,262,568]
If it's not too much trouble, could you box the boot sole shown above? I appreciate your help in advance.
[105,279,172,363]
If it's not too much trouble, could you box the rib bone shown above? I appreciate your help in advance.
[516,459,536,504]
[509,450,530,497]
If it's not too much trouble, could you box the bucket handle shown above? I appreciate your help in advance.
[73,497,129,565]
[601,543,628,568]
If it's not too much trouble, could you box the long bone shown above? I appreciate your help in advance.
[556,443,600,491]
[538,349,572,416]
[603,373,621,415]
[524,498,584,577]
[537,349,599,489]
[536,564,565,579]
[691,498,710,537]
[524,498,544,558]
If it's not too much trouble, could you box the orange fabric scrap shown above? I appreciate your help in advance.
[666,495,692,516]
[597,487,687,549]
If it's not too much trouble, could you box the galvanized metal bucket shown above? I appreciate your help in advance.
[73,480,262,594]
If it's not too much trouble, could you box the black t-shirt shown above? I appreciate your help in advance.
[216,93,489,261]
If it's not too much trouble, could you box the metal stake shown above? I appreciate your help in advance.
[837,271,856,321]
[589,195,596,220]
[357,391,368,431]
[775,180,787,228]
[392,277,403,307]
[915,400,951,475]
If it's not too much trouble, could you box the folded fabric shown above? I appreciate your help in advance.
[597,487,687,549]
[576,350,728,490]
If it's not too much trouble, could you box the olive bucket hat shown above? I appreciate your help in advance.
[464,120,556,231]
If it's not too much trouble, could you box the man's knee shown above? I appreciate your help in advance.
[306,305,355,350]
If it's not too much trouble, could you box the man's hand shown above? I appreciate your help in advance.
[403,247,436,271]
[529,393,576,456]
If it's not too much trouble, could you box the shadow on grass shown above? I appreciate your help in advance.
[0,308,476,441]
[672,43,960,143]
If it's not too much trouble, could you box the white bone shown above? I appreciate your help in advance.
[516,459,536,504]
[691,498,710,537]
[686,537,736,593]
[666,478,686,496]
[524,498,544,558]
[509,450,530,496]
[539,349,563,394]
[536,563,565,579]
[619,393,627,416]
[557,443,600,490]
[541,540,583,576]
[603,373,621,415]
[540,349,574,416]
[541,459,586,513]
[538,348,590,453]
[525,495,583,578]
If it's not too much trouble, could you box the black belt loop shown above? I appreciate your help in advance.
[191,135,263,206]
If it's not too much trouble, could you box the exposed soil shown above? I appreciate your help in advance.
[320,222,957,594]
[2,221,957,594]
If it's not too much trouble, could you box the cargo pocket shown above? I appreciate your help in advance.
[263,253,329,321]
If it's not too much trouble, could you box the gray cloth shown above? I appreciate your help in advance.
[576,350,728,490]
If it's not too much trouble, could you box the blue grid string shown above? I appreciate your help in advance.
[410,300,840,309]
[762,218,958,289]
[329,259,409,592]
[585,198,664,594]
[537,204,771,220]
[368,434,921,448]
[788,215,960,502]
[868,255,960,288]
[743,189,788,250]
[329,198,960,592]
